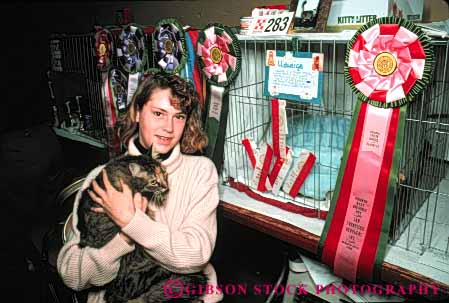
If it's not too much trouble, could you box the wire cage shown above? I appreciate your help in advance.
[48,27,156,150]
[222,35,449,258]
[49,33,107,143]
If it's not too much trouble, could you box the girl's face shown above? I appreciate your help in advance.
[136,88,187,154]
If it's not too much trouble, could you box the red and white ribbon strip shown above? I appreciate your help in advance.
[251,143,273,192]
[283,149,316,198]
[242,138,258,168]
[272,99,288,159]
[332,106,392,281]
[270,148,293,195]
[269,146,290,186]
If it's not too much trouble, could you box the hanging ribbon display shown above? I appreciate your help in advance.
[116,24,147,74]
[318,17,433,282]
[101,70,124,158]
[154,18,187,74]
[95,27,114,71]
[186,28,205,109]
[108,68,129,115]
[197,23,241,170]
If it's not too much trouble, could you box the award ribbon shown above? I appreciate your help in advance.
[271,98,288,159]
[318,17,433,282]
[197,23,241,171]
[186,28,205,109]
[283,150,316,198]
[116,24,147,74]
[95,27,113,71]
[251,143,273,192]
[243,139,273,192]
[242,138,258,168]
[154,18,187,75]
[270,148,293,196]
[108,68,129,115]
[102,70,122,157]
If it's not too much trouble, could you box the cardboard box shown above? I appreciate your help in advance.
[326,0,424,31]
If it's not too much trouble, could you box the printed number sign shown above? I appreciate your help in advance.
[248,12,294,35]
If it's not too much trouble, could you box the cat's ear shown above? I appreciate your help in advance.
[128,163,143,177]
[148,145,160,160]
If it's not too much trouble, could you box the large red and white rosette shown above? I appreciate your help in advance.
[197,24,241,170]
[346,18,433,108]
[319,17,433,283]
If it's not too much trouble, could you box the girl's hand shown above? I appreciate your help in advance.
[88,170,140,228]
[119,194,148,244]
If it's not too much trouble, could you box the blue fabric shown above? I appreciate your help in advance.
[286,114,351,200]
[180,33,195,85]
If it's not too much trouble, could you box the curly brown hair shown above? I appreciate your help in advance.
[116,72,208,154]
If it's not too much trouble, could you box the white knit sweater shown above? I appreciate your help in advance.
[57,140,223,303]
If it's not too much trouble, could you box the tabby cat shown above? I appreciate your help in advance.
[77,154,207,303]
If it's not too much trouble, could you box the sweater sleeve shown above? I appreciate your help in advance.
[121,158,219,274]
[56,166,135,291]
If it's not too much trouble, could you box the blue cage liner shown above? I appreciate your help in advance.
[284,114,351,200]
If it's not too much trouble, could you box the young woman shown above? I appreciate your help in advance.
[57,72,223,303]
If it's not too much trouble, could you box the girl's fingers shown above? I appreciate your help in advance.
[91,207,105,213]
[102,170,114,192]
[88,189,103,205]
[120,179,132,196]
[91,180,107,201]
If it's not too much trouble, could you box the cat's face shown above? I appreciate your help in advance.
[128,161,169,207]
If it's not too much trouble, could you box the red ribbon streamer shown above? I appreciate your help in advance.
[357,107,400,280]
[321,103,401,281]
[257,144,273,192]
[269,146,290,186]
[272,98,281,158]
[288,153,317,198]
[321,102,368,267]
[229,178,328,220]
[242,138,257,168]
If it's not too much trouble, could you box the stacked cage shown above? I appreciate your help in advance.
[49,27,156,150]
[49,33,107,143]
[222,36,449,258]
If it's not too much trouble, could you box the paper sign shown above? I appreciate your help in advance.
[264,50,324,103]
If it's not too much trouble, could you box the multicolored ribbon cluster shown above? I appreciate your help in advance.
[95,28,114,71]
[154,19,186,74]
[109,68,129,115]
[116,24,147,74]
